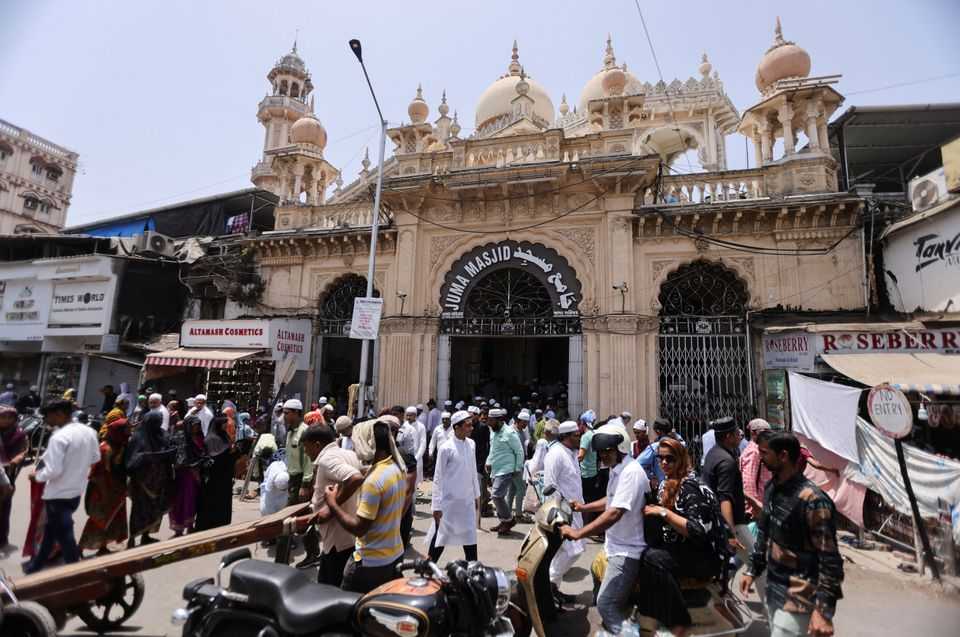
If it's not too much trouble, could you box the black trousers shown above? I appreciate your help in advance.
[341,556,402,594]
[427,531,477,563]
[317,546,352,587]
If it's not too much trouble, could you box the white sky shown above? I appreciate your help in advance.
[1,0,958,226]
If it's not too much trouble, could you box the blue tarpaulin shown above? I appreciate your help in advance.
[83,217,155,237]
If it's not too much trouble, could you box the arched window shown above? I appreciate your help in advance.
[38,199,54,214]
[279,80,288,96]
[291,82,300,98]
[23,195,41,211]
[464,268,552,319]
[46,166,62,182]
[318,274,380,335]
[0,142,12,161]
[30,158,45,177]
[658,259,749,317]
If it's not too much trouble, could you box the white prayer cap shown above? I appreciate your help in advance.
[474,395,483,402]
[531,392,539,398]
[273,471,290,491]
[748,418,771,432]
[493,402,501,408]
[621,411,632,421]
[405,405,418,415]
[467,405,481,415]
[455,401,465,409]
[323,404,334,412]
[451,410,471,426]
[148,393,162,402]
[186,397,195,407]
[441,411,451,419]
[318,396,328,404]
[283,398,303,411]
[557,421,579,435]
[416,404,424,411]
[195,394,207,402]
[511,395,520,401]
[444,400,453,406]
[334,415,353,432]
[517,410,530,421]
[544,419,560,434]
[489,408,507,418]
[632,419,647,431]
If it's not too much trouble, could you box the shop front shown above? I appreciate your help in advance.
[762,323,960,457]
[0,255,136,413]
[144,318,312,412]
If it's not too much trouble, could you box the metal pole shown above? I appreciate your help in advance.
[895,438,941,581]
[352,41,388,420]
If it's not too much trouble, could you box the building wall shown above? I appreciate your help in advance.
[0,118,79,234]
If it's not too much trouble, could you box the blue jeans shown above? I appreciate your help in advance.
[597,554,641,633]
[491,473,517,522]
[26,496,81,573]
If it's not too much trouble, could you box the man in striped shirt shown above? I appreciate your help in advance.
[325,419,406,593]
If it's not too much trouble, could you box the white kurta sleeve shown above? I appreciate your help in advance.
[431,444,447,513]
[428,426,439,457]
[416,421,427,460]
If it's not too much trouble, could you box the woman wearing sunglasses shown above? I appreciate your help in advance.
[640,436,729,630]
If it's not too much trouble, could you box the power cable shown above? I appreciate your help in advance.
[845,71,960,96]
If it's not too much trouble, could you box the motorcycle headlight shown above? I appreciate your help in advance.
[493,568,515,616]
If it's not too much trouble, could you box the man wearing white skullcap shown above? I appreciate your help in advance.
[186,394,214,436]
[631,419,649,459]
[543,420,584,604]
[402,406,427,491]
[510,410,532,521]
[427,410,480,562]
[429,411,453,461]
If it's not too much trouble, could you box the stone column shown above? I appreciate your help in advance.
[778,102,794,156]
[805,100,820,151]
[759,120,773,163]
[752,129,763,168]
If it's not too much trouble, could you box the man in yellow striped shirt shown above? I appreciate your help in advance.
[325,418,406,593]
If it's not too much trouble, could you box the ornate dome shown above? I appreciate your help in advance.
[474,41,554,128]
[408,85,429,124]
[755,17,811,93]
[578,36,640,111]
[289,111,327,149]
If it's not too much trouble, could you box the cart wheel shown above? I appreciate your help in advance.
[3,601,58,637]
[76,572,145,631]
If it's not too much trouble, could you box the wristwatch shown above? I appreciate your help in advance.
[658,508,668,519]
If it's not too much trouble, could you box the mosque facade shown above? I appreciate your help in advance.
[244,22,872,439]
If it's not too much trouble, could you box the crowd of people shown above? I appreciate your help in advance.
[0,388,844,637]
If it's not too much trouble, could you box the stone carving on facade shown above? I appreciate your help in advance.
[551,227,596,266]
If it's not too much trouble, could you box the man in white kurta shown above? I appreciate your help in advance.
[428,411,452,459]
[542,420,584,603]
[405,406,428,492]
[427,410,480,562]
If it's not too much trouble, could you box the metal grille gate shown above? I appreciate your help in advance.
[657,315,752,461]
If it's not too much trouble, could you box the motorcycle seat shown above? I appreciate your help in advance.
[230,559,361,634]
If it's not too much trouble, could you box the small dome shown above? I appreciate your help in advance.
[602,67,626,97]
[408,84,429,124]
[474,41,554,128]
[698,53,712,78]
[755,18,811,93]
[290,112,327,149]
[578,36,640,110]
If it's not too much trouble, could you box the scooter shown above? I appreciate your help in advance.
[174,547,520,637]
[515,486,752,637]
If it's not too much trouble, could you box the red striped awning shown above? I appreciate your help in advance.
[144,348,265,369]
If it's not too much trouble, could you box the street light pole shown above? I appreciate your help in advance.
[350,39,388,420]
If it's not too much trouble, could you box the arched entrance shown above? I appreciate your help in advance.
[316,274,380,407]
[656,260,751,452]
[438,241,582,414]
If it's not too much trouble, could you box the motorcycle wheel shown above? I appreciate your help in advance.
[3,601,58,637]
[75,573,145,631]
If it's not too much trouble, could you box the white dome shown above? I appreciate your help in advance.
[289,113,327,149]
[474,42,554,129]
[578,36,640,111]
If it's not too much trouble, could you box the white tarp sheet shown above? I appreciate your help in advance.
[789,372,861,463]
[851,416,960,543]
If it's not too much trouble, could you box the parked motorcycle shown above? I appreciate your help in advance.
[515,486,752,637]
[174,548,519,637]
[18,409,46,462]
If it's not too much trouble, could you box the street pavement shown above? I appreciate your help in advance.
[2,471,960,636]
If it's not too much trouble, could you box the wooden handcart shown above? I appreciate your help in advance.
[0,503,310,636]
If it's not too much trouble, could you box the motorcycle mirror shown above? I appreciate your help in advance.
[542,485,557,497]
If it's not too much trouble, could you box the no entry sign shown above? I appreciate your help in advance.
[867,383,914,439]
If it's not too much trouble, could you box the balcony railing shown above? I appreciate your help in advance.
[638,168,767,207]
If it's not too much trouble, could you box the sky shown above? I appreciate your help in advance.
[2,0,958,227]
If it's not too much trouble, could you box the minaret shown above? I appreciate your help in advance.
[252,42,314,191]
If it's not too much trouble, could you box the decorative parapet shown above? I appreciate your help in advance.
[274,201,393,232]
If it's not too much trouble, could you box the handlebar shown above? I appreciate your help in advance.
[397,558,446,582]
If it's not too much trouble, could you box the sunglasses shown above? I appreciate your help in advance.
[657,454,677,464]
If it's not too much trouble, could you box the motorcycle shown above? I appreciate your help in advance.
[515,486,753,637]
[174,548,520,637]
[19,409,46,462]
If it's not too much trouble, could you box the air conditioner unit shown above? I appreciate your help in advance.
[908,167,948,212]
[133,231,177,258]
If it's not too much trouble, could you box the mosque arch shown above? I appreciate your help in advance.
[317,273,380,336]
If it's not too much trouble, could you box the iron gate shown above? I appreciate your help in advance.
[657,315,752,459]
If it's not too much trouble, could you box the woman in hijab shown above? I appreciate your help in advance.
[117,382,135,418]
[195,416,235,531]
[168,415,204,536]
[125,411,173,547]
[80,417,130,554]
[0,404,28,549]
[99,397,130,440]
